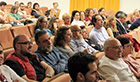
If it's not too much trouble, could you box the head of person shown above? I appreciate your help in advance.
[80,26,88,39]
[68,52,100,82]
[10,6,18,14]
[14,1,19,7]
[91,14,103,29]
[85,8,94,18]
[71,10,80,23]
[48,17,59,35]
[0,43,4,65]
[116,35,133,57]
[70,25,82,38]
[27,1,32,8]
[98,7,106,16]
[132,9,140,17]
[35,30,52,53]
[62,13,71,25]
[53,2,58,8]
[115,11,127,23]
[54,26,72,48]
[104,38,123,60]
[19,2,25,11]
[13,34,33,56]
[0,1,7,10]
[33,3,39,10]
[80,11,86,21]
[35,16,48,31]
[93,8,98,15]
[104,15,116,28]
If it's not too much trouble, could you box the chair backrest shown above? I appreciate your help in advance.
[93,51,104,60]
[6,4,13,9]
[25,8,33,15]
[0,29,14,49]
[86,25,93,36]
[10,25,31,38]
[26,23,36,37]
[39,7,48,15]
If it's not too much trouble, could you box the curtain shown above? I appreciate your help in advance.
[70,0,119,15]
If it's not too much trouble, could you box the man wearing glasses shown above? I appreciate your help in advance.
[4,34,54,82]
[98,38,137,82]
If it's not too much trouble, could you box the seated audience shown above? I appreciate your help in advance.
[34,30,68,74]
[70,25,98,54]
[31,3,44,18]
[50,2,61,18]
[27,1,32,9]
[98,7,107,21]
[0,43,26,82]
[48,17,59,35]
[34,16,52,36]
[5,34,54,82]
[85,8,94,23]
[80,11,88,26]
[98,38,137,82]
[80,26,103,51]
[89,14,110,45]
[117,35,140,79]
[115,11,129,34]
[62,13,71,26]
[71,10,85,26]
[68,52,105,82]
[129,17,140,30]
[10,6,26,25]
[54,26,74,58]
[104,15,120,38]
[131,9,140,22]
[93,8,98,15]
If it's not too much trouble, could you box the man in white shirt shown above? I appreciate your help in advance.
[98,38,137,82]
[89,14,110,45]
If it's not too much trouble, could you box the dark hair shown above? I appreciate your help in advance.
[33,3,39,9]
[53,2,58,5]
[48,17,59,35]
[35,30,47,43]
[85,8,93,17]
[0,1,7,6]
[19,2,24,6]
[14,1,18,5]
[80,25,86,30]
[116,35,131,47]
[91,14,100,26]
[68,52,97,81]
[27,1,32,5]
[10,6,18,13]
[13,34,21,50]
[71,10,79,23]
[34,16,47,33]
[98,7,105,13]
[115,11,126,18]
[54,26,70,48]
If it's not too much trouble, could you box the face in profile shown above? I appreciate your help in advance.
[63,16,71,25]
[38,33,52,53]
[35,4,39,10]
[94,15,103,28]
[64,29,72,43]
[81,28,88,39]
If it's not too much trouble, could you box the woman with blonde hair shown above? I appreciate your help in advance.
[131,9,140,22]
[104,15,119,38]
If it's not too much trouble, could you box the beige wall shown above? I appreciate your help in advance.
[5,0,70,19]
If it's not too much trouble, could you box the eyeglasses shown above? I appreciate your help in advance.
[18,41,33,45]
[108,46,123,49]
[123,43,133,48]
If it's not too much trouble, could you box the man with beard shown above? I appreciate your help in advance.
[98,38,137,82]
[68,52,104,82]
[34,30,68,75]
[4,34,54,82]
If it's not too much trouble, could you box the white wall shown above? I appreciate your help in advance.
[4,0,70,19]
[119,0,140,14]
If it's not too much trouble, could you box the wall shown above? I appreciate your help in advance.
[5,0,70,19]
[119,0,140,14]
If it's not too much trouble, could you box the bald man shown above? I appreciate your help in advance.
[98,38,137,82]
[5,34,54,82]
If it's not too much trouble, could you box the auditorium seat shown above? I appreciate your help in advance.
[39,7,48,15]
[48,73,71,82]
[0,28,14,59]
[26,23,36,37]
[93,51,104,60]
[86,25,93,36]
[25,8,33,15]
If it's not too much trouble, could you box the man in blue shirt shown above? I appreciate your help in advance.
[34,30,68,74]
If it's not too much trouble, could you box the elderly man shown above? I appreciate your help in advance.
[89,14,110,45]
[98,38,137,82]
[70,25,98,54]
[5,34,54,82]
[34,30,68,74]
